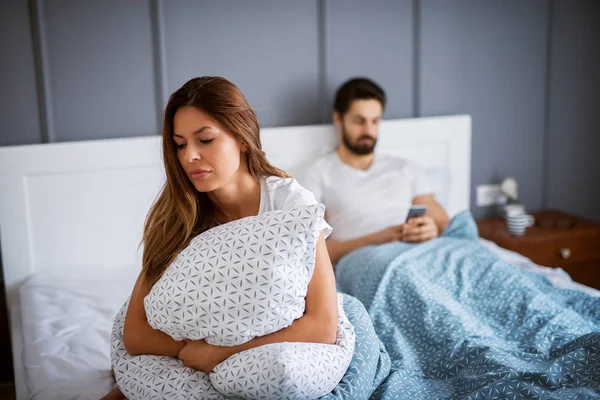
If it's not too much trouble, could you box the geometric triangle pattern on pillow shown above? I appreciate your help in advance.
[210,294,355,399]
[111,298,227,400]
[112,293,356,400]
[144,204,326,346]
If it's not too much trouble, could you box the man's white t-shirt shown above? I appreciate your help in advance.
[301,152,433,241]
[258,175,332,238]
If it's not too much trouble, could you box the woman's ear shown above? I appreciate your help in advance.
[240,142,248,152]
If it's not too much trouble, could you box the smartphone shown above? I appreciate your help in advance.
[405,205,427,223]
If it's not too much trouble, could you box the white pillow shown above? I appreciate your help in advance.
[111,299,227,400]
[210,295,355,399]
[111,294,355,400]
[112,204,356,399]
[145,204,326,346]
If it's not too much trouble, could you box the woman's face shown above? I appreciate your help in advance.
[172,106,246,192]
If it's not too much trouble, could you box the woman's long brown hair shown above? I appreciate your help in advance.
[141,77,289,284]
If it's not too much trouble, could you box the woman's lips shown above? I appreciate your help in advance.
[189,170,211,179]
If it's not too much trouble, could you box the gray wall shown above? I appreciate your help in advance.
[324,0,414,120]
[163,0,322,128]
[42,0,158,142]
[420,0,549,219]
[545,0,600,221]
[1,0,599,219]
[0,0,41,145]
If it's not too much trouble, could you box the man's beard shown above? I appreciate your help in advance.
[341,125,377,155]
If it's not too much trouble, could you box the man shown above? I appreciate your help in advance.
[302,78,450,264]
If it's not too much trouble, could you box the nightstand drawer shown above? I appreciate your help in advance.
[561,259,600,290]
[518,235,600,268]
[477,210,600,289]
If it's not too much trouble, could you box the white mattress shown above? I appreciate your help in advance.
[17,242,599,399]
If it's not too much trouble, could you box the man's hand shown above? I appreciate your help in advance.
[401,216,439,243]
[178,339,231,374]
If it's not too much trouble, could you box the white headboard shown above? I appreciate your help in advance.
[0,115,471,304]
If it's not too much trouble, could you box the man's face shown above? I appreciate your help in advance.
[336,99,383,155]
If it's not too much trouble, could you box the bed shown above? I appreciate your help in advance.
[1,115,598,399]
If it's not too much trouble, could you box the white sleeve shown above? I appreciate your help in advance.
[410,162,435,198]
[298,167,324,204]
[281,179,333,239]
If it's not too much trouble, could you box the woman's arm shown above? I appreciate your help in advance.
[178,232,339,372]
[122,272,186,356]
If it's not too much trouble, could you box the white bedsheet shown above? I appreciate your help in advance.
[19,267,139,400]
[479,238,600,297]
[17,241,599,399]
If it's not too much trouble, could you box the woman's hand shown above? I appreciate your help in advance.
[100,387,127,400]
[178,339,231,374]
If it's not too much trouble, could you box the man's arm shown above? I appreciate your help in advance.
[326,224,403,265]
[327,193,450,261]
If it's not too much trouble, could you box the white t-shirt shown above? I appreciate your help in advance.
[258,176,332,238]
[301,152,433,241]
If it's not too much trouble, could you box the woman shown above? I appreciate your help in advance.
[102,77,338,399]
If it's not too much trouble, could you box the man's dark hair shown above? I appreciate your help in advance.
[333,77,386,116]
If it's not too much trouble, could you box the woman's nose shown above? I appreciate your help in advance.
[187,147,201,162]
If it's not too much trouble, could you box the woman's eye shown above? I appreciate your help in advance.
[199,139,213,144]
[175,143,186,149]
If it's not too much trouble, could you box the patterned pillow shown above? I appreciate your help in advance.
[111,294,359,400]
[144,204,326,346]
[209,295,355,399]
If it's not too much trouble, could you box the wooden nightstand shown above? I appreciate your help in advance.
[477,210,600,290]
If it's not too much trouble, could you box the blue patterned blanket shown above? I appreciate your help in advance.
[335,212,600,400]
[322,294,391,400]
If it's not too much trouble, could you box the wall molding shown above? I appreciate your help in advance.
[412,0,421,118]
[29,0,55,143]
[541,0,554,209]
[317,0,329,123]
[150,0,168,135]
